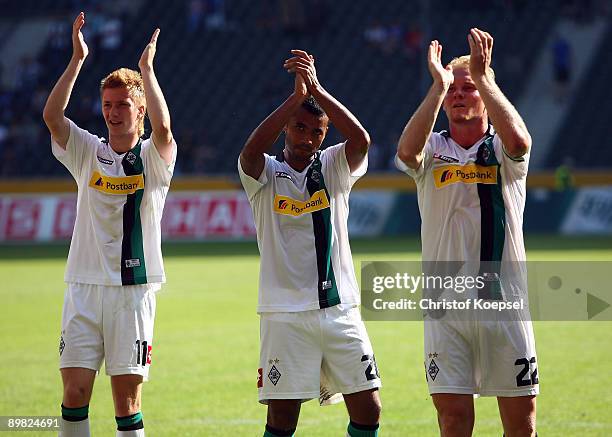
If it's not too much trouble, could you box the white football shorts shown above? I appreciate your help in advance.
[424,317,539,397]
[59,282,158,380]
[258,304,381,405]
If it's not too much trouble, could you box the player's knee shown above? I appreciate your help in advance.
[437,404,474,431]
[63,383,91,406]
[345,388,382,425]
[111,375,143,416]
[363,394,382,424]
[114,394,141,417]
[267,400,300,430]
[504,418,536,437]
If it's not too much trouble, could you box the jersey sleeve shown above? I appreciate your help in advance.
[51,119,96,182]
[394,134,436,180]
[321,142,368,193]
[142,137,177,188]
[238,154,271,201]
[493,135,529,182]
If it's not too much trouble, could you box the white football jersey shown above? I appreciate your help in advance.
[395,127,529,264]
[239,143,367,313]
[52,119,176,286]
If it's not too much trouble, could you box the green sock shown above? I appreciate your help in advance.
[61,404,89,421]
[347,420,379,437]
[115,412,144,431]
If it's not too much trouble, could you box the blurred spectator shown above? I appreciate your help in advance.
[44,20,71,77]
[403,24,424,62]
[555,157,575,191]
[279,0,306,36]
[365,20,411,56]
[99,15,123,56]
[364,20,387,50]
[0,122,8,148]
[256,0,279,33]
[13,57,42,92]
[175,128,197,174]
[367,140,384,171]
[187,0,205,33]
[382,21,403,55]
[551,33,571,103]
[48,20,70,51]
[204,0,226,30]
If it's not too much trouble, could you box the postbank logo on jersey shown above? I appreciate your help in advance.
[433,163,497,188]
[273,189,330,216]
[88,171,144,195]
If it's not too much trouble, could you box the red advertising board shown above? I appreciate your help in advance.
[0,191,256,242]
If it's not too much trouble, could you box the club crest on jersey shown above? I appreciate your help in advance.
[89,171,144,195]
[433,153,459,163]
[481,146,491,162]
[268,365,281,386]
[433,164,497,188]
[428,359,439,381]
[275,171,294,182]
[310,169,321,183]
[273,189,330,216]
[126,151,137,165]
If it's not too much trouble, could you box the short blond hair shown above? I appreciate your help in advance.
[100,68,146,136]
[447,55,495,81]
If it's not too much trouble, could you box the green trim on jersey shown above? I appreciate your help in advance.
[502,146,526,162]
[306,152,340,308]
[476,135,504,300]
[120,140,148,285]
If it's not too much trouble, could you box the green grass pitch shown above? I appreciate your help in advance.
[1,236,611,436]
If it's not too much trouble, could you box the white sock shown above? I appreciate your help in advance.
[59,417,90,437]
[116,429,145,437]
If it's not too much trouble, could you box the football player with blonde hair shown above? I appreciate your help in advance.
[395,28,538,437]
[43,12,176,437]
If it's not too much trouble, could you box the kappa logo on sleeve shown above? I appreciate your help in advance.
[275,171,294,182]
[433,164,498,188]
[433,153,459,163]
[273,189,330,216]
[97,155,114,165]
[88,171,144,195]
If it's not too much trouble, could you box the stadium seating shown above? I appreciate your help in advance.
[547,22,612,169]
[1,0,599,177]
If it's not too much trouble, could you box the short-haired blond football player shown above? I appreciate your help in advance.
[43,12,176,437]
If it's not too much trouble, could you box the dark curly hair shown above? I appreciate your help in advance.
[301,95,326,117]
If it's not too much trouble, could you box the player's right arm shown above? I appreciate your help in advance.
[397,40,452,170]
[239,74,308,179]
[42,12,88,150]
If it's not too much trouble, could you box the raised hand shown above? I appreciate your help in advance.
[139,28,160,71]
[284,50,321,93]
[468,28,494,80]
[294,71,308,98]
[427,40,453,89]
[72,12,88,61]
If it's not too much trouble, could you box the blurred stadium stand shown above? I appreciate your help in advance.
[548,21,612,169]
[0,0,609,178]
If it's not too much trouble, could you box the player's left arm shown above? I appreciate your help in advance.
[468,28,531,159]
[284,50,370,172]
[139,28,174,165]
